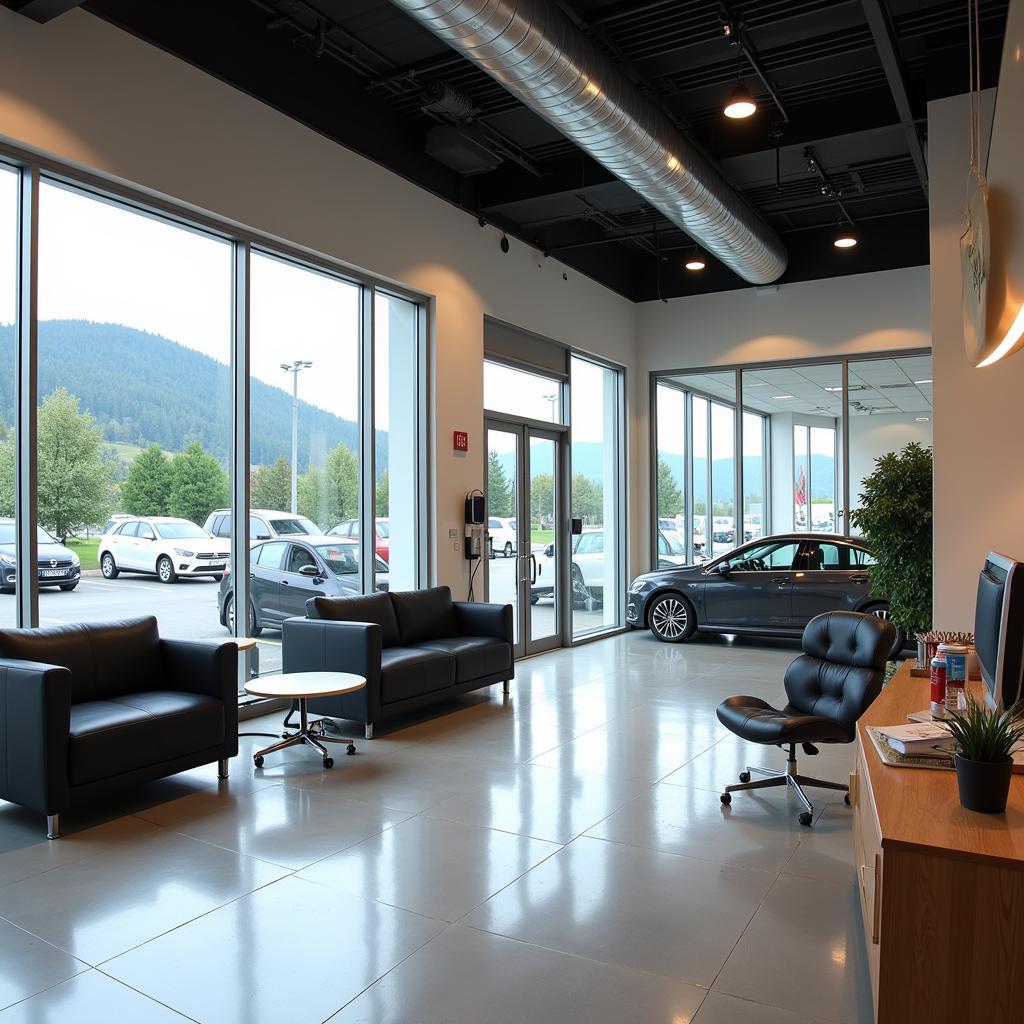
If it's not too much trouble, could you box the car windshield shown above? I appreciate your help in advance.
[314,544,359,575]
[270,517,318,535]
[660,532,685,555]
[376,522,389,538]
[0,524,55,545]
[155,522,207,540]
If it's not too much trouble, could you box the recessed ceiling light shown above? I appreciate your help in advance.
[915,416,930,422]
[724,82,757,119]
[771,395,795,400]
[913,379,932,384]
[833,231,857,249]
[685,257,706,271]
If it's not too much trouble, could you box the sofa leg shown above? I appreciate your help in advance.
[365,723,374,740]
[502,679,510,696]
[217,758,230,780]
[46,814,60,841]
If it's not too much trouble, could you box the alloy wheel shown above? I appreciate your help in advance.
[651,596,689,640]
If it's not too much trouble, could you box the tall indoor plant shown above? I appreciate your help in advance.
[849,441,933,640]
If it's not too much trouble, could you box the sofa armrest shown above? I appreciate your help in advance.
[282,617,382,678]
[160,638,238,704]
[453,601,513,644]
[0,659,71,814]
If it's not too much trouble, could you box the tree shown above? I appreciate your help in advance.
[324,443,358,525]
[571,473,603,525]
[121,444,172,516]
[530,473,554,526]
[251,457,292,512]
[487,450,513,517]
[168,441,229,525]
[657,456,683,517]
[297,465,326,529]
[37,388,113,540]
[376,471,389,518]
[0,424,14,518]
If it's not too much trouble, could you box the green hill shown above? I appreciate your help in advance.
[0,320,383,471]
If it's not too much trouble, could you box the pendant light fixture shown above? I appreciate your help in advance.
[833,223,858,249]
[724,81,757,119]
[685,248,707,271]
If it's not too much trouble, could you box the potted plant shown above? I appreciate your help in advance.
[946,699,1024,813]
[849,442,933,643]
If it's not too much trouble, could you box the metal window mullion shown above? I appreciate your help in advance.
[230,241,250,647]
[734,369,742,543]
[559,377,571,644]
[615,364,626,633]
[841,359,850,536]
[705,400,712,549]
[360,285,376,595]
[417,300,430,587]
[648,374,659,570]
[683,391,693,565]
[15,165,39,628]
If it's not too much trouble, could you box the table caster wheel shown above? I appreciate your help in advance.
[738,771,751,783]
[254,755,264,768]
[844,792,851,806]
[720,792,731,806]
[323,757,334,769]
[346,744,357,756]
[798,812,813,827]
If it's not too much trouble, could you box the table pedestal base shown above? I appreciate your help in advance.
[253,699,356,769]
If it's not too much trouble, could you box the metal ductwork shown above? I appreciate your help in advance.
[389,0,788,284]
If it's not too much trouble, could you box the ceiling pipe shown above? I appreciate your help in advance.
[388,0,788,284]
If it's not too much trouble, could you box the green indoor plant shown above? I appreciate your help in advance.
[946,698,1024,813]
[849,442,933,642]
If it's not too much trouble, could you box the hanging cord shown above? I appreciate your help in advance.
[961,0,987,246]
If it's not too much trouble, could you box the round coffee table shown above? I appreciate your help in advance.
[243,671,366,769]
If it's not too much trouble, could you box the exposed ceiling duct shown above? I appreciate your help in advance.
[388,0,788,284]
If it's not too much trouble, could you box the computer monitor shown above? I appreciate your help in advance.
[975,552,1024,710]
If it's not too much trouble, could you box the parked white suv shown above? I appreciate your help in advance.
[203,509,320,541]
[99,517,228,583]
[487,516,517,558]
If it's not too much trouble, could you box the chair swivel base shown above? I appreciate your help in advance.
[719,745,849,826]
[253,699,356,770]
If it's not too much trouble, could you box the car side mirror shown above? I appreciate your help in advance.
[298,564,321,577]
[714,561,731,575]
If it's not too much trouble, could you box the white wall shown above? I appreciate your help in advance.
[930,91,1024,628]
[634,268,932,559]
[0,7,638,596]
[848,412,932,512]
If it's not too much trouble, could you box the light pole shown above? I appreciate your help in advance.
[281,359,313,514]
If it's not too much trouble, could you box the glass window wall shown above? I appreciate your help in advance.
[0,166,16,625]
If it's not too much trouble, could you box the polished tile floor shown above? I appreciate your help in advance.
[0,631,872,1023]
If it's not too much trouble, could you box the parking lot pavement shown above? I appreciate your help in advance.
[0,576,283,676]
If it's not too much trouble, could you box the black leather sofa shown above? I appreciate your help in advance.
[0,616,238,839]
[282,586,513,738]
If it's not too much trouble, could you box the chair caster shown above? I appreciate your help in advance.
[323,757,334,769]
[254,755,264,768]
[738,771,751,783]
[720,792,732,806]
[346,744,356,756]
[798,811,813,827]
[844,792,851,806]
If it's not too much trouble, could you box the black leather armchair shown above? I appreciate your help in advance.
[283,586,514,738]
[0,616,238,838]
[716,610,895,825]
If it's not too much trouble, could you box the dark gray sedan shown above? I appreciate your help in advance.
[0,519,81,593]
[218,535,388,635]
[627,533,904,655]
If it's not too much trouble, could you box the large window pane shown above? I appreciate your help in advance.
[484,360,562,422]
[249,251,361,675]
[0,166,16,625]
[570,355,621,638]
[38,181,231,643]
[710,398,735,556]
[692,396,709,560]
[375,292,421,591]
[741,410,766,542]
[655,383,686,559]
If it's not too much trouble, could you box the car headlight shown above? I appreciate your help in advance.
[629,578,650,593]
[70,552,80,566]
[174,548,195,557]
[0,553,14,566]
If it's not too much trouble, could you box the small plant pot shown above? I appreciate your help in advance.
[954,753,1013,814]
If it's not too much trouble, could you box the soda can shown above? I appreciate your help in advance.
[930,656,947,713]
[939,643,968,710]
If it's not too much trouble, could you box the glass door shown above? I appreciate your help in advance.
[486,420,565,658]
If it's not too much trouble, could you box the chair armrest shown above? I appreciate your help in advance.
[160,638,238,705]
[282,618,382,679]
[453,601,513,643]
[0,659,71,814]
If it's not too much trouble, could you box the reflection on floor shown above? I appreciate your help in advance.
[0,630,872,1024]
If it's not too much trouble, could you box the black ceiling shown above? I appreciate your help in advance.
[7,0,1007,301]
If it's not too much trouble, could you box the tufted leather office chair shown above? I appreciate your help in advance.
[716,610,895,825]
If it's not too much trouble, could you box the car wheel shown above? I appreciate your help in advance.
[226,595,262,637]
[488,539,495,560]
[648,592,697,643]
[867,604,905,659]
[100,552,119,579]
[59,583,78,592]
[157,556,177,584]
[571,564,591,610]
[504,541,513,558]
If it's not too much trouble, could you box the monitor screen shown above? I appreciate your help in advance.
[975,553,1024,710]
[975,559,1007,693]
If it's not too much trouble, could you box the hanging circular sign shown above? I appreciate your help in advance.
[961,175,990,366]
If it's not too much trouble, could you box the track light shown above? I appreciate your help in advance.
[500,234,510,254]
[833,225,858,249]
[724,81,757,119]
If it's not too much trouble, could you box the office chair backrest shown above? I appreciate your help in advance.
[784,610,896,739]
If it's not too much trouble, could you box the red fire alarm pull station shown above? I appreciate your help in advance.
[453,430,469,452]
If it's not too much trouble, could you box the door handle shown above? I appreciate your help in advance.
[771,577,789,584]
[281,580,290,586]
[530,553,537,585]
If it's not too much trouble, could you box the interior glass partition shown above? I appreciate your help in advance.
[0,166,16,625]
[37,179,232,643]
